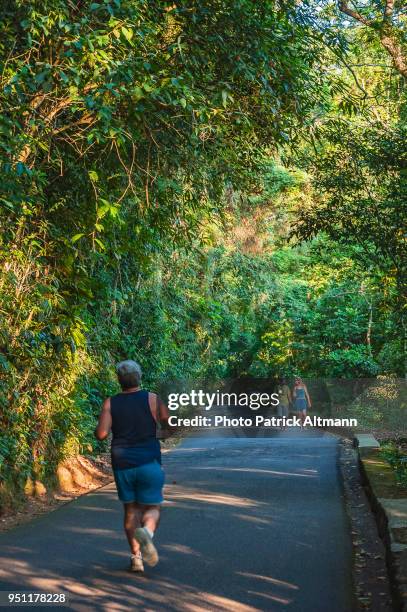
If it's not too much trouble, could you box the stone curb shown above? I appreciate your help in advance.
[355,434,407,611]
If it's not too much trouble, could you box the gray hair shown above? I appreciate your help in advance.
[116,360,142,389]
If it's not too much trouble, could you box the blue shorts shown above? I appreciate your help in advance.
[113,460,165,505]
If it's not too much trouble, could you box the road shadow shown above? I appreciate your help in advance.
[0,432,351,611]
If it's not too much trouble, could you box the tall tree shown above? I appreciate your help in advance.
[338,0,407,77]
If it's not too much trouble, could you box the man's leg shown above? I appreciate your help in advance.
[123,502,142,554]
[140,504,161,535]
[134,504,161,567]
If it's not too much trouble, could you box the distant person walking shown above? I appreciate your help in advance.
[277,377,292,427]
[293,377,311,426]
[95,360,170,572]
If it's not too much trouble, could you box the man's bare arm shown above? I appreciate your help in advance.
[95,398,112,440]
[157,396,175,437]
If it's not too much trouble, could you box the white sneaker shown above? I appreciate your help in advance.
[135,528,159,567]
[130,553,144,572]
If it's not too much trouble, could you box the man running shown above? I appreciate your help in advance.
[95,360,170,572]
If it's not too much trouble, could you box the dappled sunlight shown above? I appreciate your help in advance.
[0,556,275,611]
[239,573,299,607]
[247,591,292,605]
[0,557,32,579]
[0,429,350,610]
[33,578,101,597]
[186,593,261,611]
[233,514,271,526]
[165,484,259,508]
[68,527,122,538]
[237,572,299,591]
[0,510,305,610]
[0,529,303,611]
[161,544,202,557]
[76,506,117,513]
[190,467,317,478]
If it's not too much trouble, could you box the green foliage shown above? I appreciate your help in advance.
[0,0,332,506]
[380,442,407,488]
[0,0,405,509]
[345,376,407,431]
[293,121,406,288]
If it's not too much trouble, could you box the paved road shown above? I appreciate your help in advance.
[0,428,353,611]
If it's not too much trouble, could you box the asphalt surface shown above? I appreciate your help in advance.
[0,427,353,611]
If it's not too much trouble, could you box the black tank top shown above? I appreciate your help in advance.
[110,390,161,470]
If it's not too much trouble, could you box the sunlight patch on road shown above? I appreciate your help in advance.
[238,571,299,590]
[66,527,121,537]
[164,485,259,507]
[187,592,261,612]
[161,543,202,557]
[0,557,30,579]
[191,466,317,478]
[247,590,292,605]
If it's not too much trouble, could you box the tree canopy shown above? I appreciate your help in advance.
[0,0,405,507]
